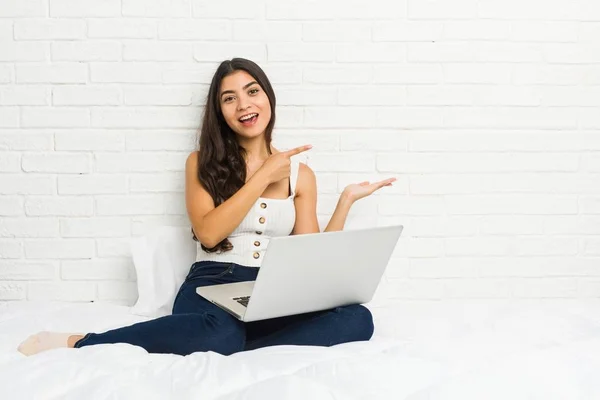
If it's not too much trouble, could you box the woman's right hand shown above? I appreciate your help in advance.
[257,144,312,184]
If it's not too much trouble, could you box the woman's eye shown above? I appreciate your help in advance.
[249,88,259,95]
[223,96,234,102]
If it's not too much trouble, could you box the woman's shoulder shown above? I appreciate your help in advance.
[186,150,199,162]
[186,150,199,170]
[297,160,313,176]
[295,160,316,197]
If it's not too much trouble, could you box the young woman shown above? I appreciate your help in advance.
[17,58,396,357]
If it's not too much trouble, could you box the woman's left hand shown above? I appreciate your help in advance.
[342,177,396,203]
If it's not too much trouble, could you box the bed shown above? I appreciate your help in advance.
[2,298,600,399]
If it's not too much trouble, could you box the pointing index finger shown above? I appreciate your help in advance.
[284,144,313,157]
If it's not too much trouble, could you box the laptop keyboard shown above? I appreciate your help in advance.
[232,296,250,307]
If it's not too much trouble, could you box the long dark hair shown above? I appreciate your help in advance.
[192,58,277,253]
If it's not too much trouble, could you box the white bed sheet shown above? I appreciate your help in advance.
[1,298,600,400]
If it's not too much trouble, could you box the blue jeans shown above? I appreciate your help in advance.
[74,261,374,356]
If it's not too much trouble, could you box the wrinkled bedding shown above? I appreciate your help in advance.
[1,298,600,399]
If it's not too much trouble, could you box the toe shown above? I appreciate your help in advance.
[17,332,42,356]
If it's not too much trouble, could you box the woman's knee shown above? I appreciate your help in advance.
[335,304,374,341]
[184,313,245,356]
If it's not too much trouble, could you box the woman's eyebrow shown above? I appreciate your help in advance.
[220,81,258,98]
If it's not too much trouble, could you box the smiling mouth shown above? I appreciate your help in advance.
[239,113,259,125]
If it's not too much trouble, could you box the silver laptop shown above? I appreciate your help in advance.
[196,225,403,322]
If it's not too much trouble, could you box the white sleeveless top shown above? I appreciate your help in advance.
[195,159,300,268]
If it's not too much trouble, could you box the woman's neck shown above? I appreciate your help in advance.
[239,138,273,164]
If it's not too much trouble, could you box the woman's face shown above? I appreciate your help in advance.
[219,70,272,140]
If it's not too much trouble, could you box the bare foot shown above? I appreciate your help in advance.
[17,331,83,356]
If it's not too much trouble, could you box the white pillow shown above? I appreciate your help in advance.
[130,226,197,318]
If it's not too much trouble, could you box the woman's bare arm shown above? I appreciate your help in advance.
[185,151,269,248]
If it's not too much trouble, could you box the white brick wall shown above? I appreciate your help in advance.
[1,0,599,304]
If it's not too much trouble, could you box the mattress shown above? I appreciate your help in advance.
[1,298,600,399]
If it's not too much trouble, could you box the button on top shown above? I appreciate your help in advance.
[253,252,260,259]
[259,217,265,224]
[254,241,260,247]
[260,202,267,209]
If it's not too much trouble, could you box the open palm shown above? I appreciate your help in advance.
[343,177,396,203]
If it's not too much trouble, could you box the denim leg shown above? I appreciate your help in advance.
[74,311,244,356]
[244,304,374,351]
[75,262,257,356]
